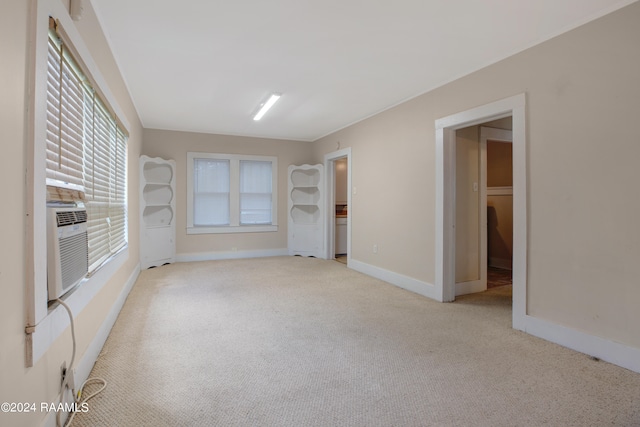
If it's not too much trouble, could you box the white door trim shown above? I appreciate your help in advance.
[435,93,527,331]
[324,148,352,263]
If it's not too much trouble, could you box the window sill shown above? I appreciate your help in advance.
[187,225,278,234]
[27,248,128,366]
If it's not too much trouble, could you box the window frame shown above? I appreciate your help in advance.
[187,152,278,234]
[25,0,132,367]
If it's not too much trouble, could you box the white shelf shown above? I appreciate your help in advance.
[143,184,173,205]
[291,187,320,205]
[140,156,176,269]
[288,164,324,257]
[291,168,320,187]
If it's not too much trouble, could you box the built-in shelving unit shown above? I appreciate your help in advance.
[288,164,324,257]
[140,155,176,269]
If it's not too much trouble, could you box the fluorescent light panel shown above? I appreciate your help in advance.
[253,93,281,121]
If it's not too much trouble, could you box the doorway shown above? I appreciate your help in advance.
[324,148,352,264]
[454,122,513,296]
[334,158,348,263]
[483,127,514,289]
[435,93,527,331]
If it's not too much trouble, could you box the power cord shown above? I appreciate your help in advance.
[55,299,75,427]
[55,299,107,427]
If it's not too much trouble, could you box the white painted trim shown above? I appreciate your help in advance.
[435,94,526,326]
[40,264,140,427]
[487,186,513,196]
[524,315,640,374]
[479,138,488,294]
[456,279,485,296]
[187,225,278,234]
[349,259,438,301]
[323,148,352,264]
[175,248,288,263]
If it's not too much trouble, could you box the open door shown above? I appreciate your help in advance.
[435,93,527,331]
[454,125,513,296]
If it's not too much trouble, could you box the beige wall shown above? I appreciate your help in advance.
[0,1,142,426]
[487,141,513,188]
[312,2,640,349]
[142,129,313,258]
[335,158,348,204]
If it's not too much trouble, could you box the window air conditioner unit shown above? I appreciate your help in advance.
[47,207,89,301]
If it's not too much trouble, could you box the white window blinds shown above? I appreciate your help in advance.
[239,160,272,225]
[193,159,230,226]
[187,152,277,234]
[46,32,84,189]
[47,20,128,273]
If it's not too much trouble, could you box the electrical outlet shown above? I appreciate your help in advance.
[373,244,378,254]
[60,362,67,386]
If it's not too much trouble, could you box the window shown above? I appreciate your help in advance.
[187,153,277,234]
[26,1,133,367]
[47,19,128,273]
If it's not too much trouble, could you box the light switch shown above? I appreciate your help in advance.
[473,182,478,192]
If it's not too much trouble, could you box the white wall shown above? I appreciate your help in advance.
[312,2,640,352]
[0,1,143,426]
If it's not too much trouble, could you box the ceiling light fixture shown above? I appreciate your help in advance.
[253,93,281,121]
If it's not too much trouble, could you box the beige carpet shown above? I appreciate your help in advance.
[73,256,640,426]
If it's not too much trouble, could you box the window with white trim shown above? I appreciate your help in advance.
[47,19,128,273]
[187,153,277,234]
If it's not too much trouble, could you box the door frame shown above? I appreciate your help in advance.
[324,147,352,262]
[435,93,526,331]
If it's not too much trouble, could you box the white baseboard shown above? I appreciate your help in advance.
[348,259,640,374]
[75,264,140,385]
[41,264,140,427]
[456,279,485,296]
[523,315,640,374]
[349,259,438,300]
[176,248,288,263]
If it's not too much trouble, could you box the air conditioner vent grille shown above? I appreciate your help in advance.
[56,210,88,227]
[48,207,89,300]
[59,231,89,291]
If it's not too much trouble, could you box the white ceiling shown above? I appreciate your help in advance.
[91,0,634,142]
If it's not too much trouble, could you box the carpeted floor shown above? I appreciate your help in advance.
[487,266,512,289]
[72,256,640,426]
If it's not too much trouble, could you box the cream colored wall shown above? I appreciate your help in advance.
[0,1,142,426]
[487,141,513,187]
[312,2,640,349]
[455,126,480,283]
[142,129,312,258]
[335,158,348,204]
